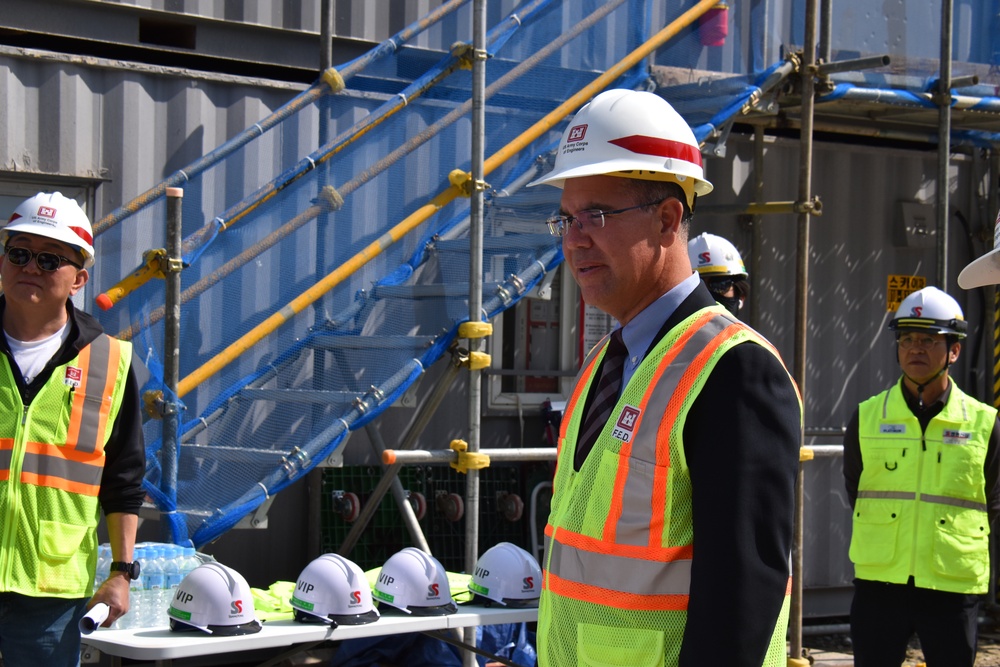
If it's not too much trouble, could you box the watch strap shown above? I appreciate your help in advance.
[109,560,140,580]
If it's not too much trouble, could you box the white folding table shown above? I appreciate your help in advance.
[82,605,538,666]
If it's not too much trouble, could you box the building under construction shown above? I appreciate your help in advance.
[2,0,1000,661]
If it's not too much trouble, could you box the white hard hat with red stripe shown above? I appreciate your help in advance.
[528,89,712,209]
[2,192,95,268]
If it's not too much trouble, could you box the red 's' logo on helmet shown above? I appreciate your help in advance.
[350,590,362,604]
[698,251,711,265]
[568,124,588,142]
[911,306,922,317]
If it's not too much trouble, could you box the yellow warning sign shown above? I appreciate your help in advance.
[887,274,926,312]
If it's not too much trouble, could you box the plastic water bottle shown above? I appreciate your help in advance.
[161,545,182,626]
[139,545,165,628]
[120,546,146,630]
[180,546,200,579]
[92,543,111,589]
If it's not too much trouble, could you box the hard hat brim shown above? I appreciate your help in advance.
[527,158,713,195]
[958,246,1000,289]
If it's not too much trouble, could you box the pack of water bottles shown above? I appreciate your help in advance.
[94,541,206,629]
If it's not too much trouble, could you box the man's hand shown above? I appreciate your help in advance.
[88,572,131,627]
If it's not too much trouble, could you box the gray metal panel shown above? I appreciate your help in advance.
[85,0,525,48]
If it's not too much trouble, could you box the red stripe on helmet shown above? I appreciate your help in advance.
[7,213,21,224]
[69,226,93,246]
[607,135,703,167]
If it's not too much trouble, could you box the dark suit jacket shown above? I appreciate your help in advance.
[579,282,801,667]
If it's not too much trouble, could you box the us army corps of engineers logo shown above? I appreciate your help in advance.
[611,405,641,442]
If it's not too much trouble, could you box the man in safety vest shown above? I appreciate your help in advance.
[0,192,145,666]
[528,89,802,666]
[843,286,1000,666]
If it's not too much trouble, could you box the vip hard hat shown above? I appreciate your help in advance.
[290,553,380,625]
[2,192,95,268]
[688,232,747,278]
[888,286,967,339]
[528,89,712,209]
[373,547,457,616]
[468,542,542,608]
[958,207,1000,289]
[168,562,262,635]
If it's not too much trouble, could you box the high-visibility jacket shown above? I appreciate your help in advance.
[0,334,132,598]
[538,306,792,667]
[851,380,996,594]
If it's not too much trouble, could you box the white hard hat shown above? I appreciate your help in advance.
[958,207,1000,289]
[688,232,747,278]
[373,547,456,616]
[168,562,262,635]
[2,192,95,268]
[888,286,967,339]
[468,542,541,607]
[528,89,712,209]
[290,554,380,625]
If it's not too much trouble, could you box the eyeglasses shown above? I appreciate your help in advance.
[706,277,735,296]
[897,334,945,350]
[4,246,83,272]
[545,199,665,237]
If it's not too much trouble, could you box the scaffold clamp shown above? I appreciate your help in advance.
[459,321,493,339]
[449,439,490,474]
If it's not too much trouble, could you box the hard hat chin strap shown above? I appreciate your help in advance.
[901,364,949,410]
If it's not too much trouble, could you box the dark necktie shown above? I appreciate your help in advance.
[575,329,627,469]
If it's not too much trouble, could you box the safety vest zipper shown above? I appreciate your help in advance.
[909,431,927,577]
[0,400,28,588]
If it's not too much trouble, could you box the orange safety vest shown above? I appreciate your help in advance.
[0,334,132,598]
[538,306,793,667]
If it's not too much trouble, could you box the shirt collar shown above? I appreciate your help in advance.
[618,271,700,365]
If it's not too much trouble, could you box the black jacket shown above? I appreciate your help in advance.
[0,297,145,516]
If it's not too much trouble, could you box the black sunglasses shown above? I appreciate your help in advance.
[706,277,735,295]
[4,246,83,272]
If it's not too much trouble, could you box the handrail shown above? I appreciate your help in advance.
[92,0,467,239]
[104,0,554,318]
[174,0,723,397]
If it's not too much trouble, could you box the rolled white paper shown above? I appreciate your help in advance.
[79,603,110,634]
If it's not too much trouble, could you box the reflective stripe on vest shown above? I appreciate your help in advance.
[0,335,122,496]
[67,334,118,455]
[856,489,988,512]
[547,310,743,610]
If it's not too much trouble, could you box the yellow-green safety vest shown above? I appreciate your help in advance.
[851,380,996,594]
[538,306,793,667]
[0,335,132,598]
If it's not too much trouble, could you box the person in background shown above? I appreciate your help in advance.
[843,286,1000,667]
[0,192,145,667]
[529,89,802,667]
[687,231,750,319]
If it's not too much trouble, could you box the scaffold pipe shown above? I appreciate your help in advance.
[169,0,724,394]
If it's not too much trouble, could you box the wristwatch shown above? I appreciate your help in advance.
[109,560,141,581]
